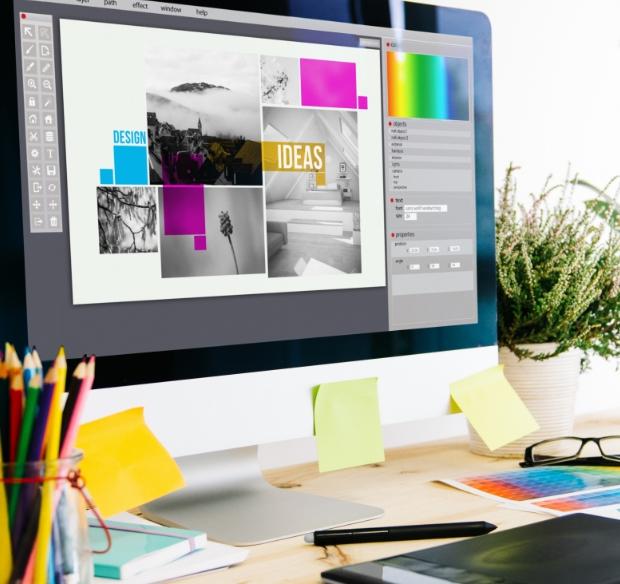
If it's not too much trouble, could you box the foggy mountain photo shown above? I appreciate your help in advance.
[145,46,263,185]
[145,47,261,141]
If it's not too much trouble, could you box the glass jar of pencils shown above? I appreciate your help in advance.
[1,450,93,584]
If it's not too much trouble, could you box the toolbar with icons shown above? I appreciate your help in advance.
[21,12,63,233]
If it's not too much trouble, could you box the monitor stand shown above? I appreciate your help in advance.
[141,446,383,546]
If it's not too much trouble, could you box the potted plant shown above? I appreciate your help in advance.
[469,165,620,456]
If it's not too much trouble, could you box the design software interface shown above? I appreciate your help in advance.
[12,0,478,359]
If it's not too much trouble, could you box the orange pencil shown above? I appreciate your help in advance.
[4,344,22,378]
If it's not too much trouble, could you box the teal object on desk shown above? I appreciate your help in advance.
[88,519,207,579]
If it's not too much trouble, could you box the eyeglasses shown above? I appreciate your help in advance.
[520,436,620,467]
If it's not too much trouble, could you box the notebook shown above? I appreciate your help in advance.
[93,542,249,584]
[89,519,207,579]
[322,514,620,584]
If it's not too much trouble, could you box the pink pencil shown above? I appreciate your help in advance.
[60,356,95,459]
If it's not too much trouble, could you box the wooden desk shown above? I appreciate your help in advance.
[180,411,619,583]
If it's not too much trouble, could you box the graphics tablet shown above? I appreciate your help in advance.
[322,514,620,583]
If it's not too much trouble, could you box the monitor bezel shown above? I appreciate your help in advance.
[2,0,496,388]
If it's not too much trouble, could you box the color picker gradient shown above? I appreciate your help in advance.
[455,466,620,502]
[387,52,469,120]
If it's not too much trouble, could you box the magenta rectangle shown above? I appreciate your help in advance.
[193,234,207,251]
[162,185,205,236]
[358,95,368,110]
[300,59,357,109]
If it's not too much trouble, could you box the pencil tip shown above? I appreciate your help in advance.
[44,366,58,385]
[32,348,43,370]
[74,361,87,378]
[55,346,67,368]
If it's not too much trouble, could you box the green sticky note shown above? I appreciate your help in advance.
[312,377,384,473]
[450,365,539,451]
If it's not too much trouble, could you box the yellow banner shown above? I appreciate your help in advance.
[262,141,326,185]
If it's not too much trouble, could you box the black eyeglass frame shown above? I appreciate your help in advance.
[520,436,620,468]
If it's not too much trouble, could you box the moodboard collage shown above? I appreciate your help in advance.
[61,20,385,304]
[99,49,367,279]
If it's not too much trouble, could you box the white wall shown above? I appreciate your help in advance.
[259,0,620,469]
[435,0,620,196]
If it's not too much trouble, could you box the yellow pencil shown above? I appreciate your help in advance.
[1,352,13,583]
[33,347,67,583]
[0,432,12,584]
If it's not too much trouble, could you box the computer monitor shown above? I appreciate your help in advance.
[3,0,496,544]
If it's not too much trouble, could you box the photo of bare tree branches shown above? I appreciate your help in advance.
[97,186,159,253]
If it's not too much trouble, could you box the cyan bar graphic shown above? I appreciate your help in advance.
[99,168,114,184]
[113,145,148,185]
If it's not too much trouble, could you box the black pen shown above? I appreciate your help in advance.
[304,521,497,545]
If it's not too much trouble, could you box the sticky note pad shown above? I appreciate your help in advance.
[450,365,539,451]
[76,408,185,517]
[312,377,384,473]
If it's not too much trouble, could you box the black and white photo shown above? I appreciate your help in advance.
[97,186,158,254]
[145,47,263,186]
[260,55,301,105]
[159,187,266,278]
[262,107,362,277]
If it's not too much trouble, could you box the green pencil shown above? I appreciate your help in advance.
[8,373,41,526]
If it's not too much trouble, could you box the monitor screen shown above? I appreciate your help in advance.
[4,0,495,385]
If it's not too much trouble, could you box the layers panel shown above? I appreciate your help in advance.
[382,38,478,330]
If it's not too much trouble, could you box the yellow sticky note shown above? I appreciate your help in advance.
[450,365,539,451]
[312,377,384,473]
[449,396,462,414]
[76,407,185,517]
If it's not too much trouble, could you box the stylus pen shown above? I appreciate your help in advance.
[304,521,497,545]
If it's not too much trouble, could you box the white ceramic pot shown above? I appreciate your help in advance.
[468,342,581,457]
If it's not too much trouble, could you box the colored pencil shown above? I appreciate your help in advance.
[11,368,57,561]
[28,368,57,463]
[23,349,35,391]
[8,374,24,463]
[0,358,9,462]
[32,348,43,378]
[34,347,67,582]
[5,344,23,463]
[9,374,42,527]
[59,358,87,450]
[3,344,97,583]
[9,487,40,582]
[0,431,13,584]
[60,356,95,459]
[5,343,22,379]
